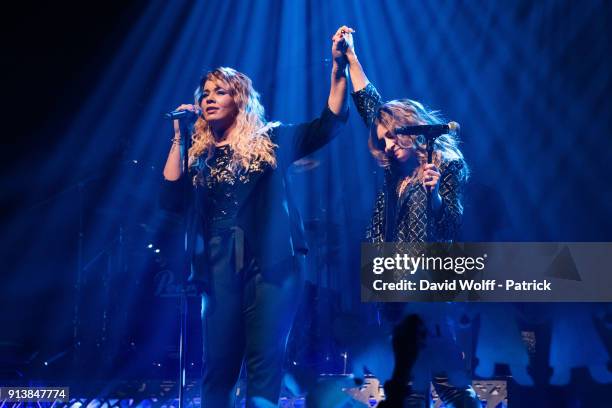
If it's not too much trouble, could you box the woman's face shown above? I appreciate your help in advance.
[200,79,239,128]
[376,124,415,163]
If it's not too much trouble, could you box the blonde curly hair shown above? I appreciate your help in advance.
[368,99,468,182]
[189,67,278,175]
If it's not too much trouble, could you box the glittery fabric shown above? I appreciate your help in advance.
[352,83,382,126]
[352,83,465,244]
[194,145,268,223]
[355,85,479,408]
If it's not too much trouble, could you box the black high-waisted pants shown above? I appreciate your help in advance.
[200,227,304,407]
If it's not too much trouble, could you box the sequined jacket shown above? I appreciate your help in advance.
[352,83,465,243]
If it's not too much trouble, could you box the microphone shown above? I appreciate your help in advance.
[164,108,202,120]
[395,121,460,137]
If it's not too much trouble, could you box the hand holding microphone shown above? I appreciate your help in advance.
[395,121,459,210]
[423,162,441,193]
[166,104,202,120]
[167,104,202,137]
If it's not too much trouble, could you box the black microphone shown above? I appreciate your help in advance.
[164,108,202,120]
[395,121,460,136]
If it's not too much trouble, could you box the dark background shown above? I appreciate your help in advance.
[1,0,611,403]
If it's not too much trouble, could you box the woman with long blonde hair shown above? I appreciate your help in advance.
[160,28,350,407]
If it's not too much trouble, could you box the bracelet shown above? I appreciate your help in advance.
[171,136,184,146]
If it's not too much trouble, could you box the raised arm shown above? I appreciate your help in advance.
[162,104,200,181]
[273,27,352,167]
[342,28,369,93]
[160,104,199,213]
[338,29,382,127]
[327,26,350,116]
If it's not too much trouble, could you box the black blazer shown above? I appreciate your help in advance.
[160,106,348,285]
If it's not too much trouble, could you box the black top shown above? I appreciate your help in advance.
[201,145,254,226]
[159,106,348,287]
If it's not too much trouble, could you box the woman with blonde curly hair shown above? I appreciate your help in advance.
[160,28,349,407]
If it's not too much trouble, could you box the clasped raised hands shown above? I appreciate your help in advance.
[331,25,355,63]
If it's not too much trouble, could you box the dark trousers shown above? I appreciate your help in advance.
[199,232,304,407]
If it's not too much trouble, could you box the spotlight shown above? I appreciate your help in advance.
[147,244,154,249]
[154,249,161,253]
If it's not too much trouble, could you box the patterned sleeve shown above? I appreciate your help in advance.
[351,83,382,128]
[435,159,466,241]
[366,166,398,243]
[366,188,386,243]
